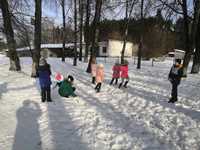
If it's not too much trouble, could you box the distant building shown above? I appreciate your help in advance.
[99,39,138,57]
[15,39,138,58]
[15,43,75,57]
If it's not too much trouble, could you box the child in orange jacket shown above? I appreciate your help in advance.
[95,64,104,92]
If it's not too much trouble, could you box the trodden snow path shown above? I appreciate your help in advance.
[0,55,200,150]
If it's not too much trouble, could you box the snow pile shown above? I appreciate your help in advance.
[0,55,200,150]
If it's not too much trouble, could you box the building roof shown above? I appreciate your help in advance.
[16,43,76,51]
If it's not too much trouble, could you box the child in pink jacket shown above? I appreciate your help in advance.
[95,64,104,92]
[119,60,129,88]
[110,61,121,85]
[91,58,97,84]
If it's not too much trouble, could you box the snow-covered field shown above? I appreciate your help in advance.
[1,54,200,150]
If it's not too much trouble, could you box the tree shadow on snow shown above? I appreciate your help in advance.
[33,76,90,150]
[126,85,200,122]
[56,63,200,122]
[78,65,200,120]
[12,100,42,150]
[9,84,36,91]
[46,91,90,150]
[0,82,8,100]
[76,85,169,149]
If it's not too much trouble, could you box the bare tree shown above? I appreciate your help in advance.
[157,0,199,76]
[181,0,192,76]
[61,0,66,62]
[86,0,103,73]
[137,0,144,69]
[0,0,21,71]
[12,15,33,57]
[78,0,84,61]
[84,0,91,62]
[121,0,135,64]
[73,0,78,66]
[191,0,200,73]
[191,17,200,73]
[31,0,42,77]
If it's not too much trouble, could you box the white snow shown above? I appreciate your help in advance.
[1,54,200,150]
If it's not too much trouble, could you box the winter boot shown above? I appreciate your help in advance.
[41,88,46,102]
[96,83,101,92]
[92,77,96,84]
[123,81,128,88]
[118,83,122,89]
[47,87,52,102]
[168,98,177,103]
[115,79,118,85]
[110,78,114,85]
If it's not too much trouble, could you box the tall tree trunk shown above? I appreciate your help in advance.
[137,0,144,69]
[86,0,102,73]
[121,0,134,64]
[191,0,200,73]
[0,0,21,71]
[84,0,90,62]
[181,0,192,77]
[191,15,200,73]
[32,0,42,77]
[137,38,142,69]
[79,0,83,61]
[73,0,78,66]
[61,0,66,62]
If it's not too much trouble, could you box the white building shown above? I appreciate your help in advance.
[99,39,138,57]
[15,39,138,58]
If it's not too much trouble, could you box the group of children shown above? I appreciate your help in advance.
[90,57,129,92]
[37,57,130,102]
[37,57,183,104]
[37,58,76,102]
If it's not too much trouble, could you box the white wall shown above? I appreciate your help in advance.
[81,40,138,57]
[107,39,135,57]
[98,42,108,57]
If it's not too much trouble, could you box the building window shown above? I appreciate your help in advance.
[103,47,107,53]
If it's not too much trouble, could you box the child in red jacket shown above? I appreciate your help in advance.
[110,61,121,85]
[119,60,129,88]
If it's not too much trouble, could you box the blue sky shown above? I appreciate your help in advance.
[42,3,63,25]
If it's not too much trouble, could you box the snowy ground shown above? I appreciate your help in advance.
[1,54,200,150]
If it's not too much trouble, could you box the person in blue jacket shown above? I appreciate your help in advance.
[37,58,52,102]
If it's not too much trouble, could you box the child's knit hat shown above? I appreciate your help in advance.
[55,73,64,82]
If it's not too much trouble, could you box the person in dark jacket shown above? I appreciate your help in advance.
[56,75,76,98]
[37,58,52,102]
[168,59,183,103]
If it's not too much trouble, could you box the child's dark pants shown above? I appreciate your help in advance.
[119,78,129,88]
[171,82,178,101]
[110,78,118,85]
[92,77,96,84]
[41,86,51,102]
[95,83,102,92]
